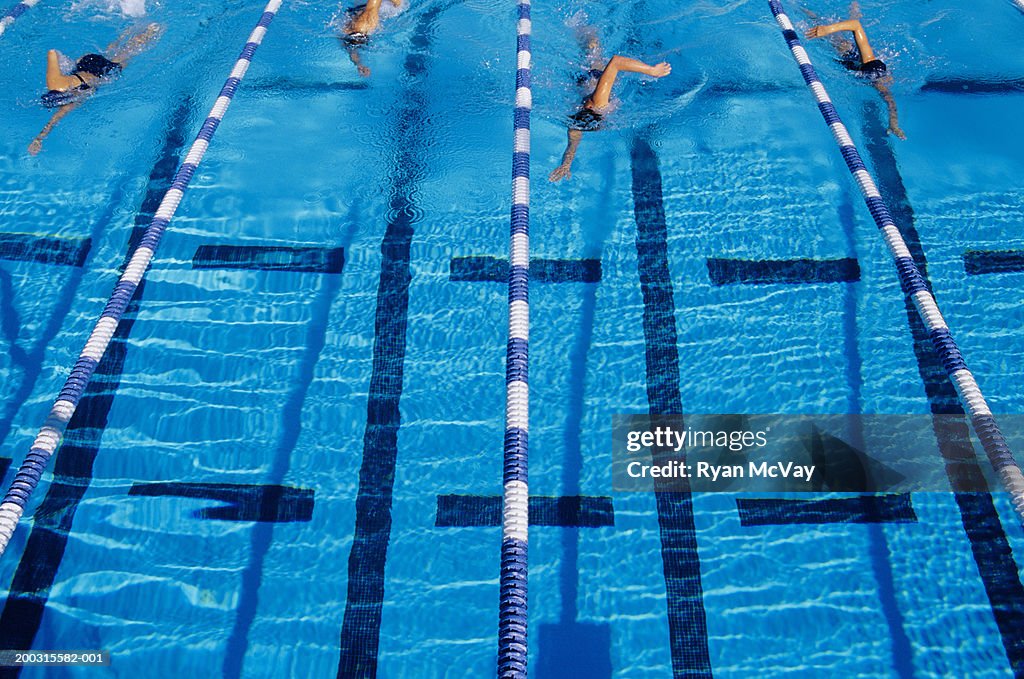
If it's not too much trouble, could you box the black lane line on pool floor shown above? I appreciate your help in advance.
[0,97,195,672]
[630,136,713,679]
[862,102,1024,676]
[335,4,453,677]
[222,251,344,679]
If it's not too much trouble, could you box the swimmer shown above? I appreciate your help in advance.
[29,22,163,155]
[549,27,670,182]
[804,2,906,139]
[341,0,402,77]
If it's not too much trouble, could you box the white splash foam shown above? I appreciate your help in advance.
[69,0,147,18]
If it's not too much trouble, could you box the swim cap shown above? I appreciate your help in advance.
[75,53,122,77]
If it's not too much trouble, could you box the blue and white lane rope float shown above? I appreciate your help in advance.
[498,0,531,676]
[767,0,1024,520]
[0,0,39,38]
[0,0,284,558]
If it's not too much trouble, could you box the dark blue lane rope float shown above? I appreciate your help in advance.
[767,0,1024,522]
[498,0,531,676]
[0,0,285,557]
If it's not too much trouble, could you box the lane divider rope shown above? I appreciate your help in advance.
[768,0,1024,521]
[498,0,530,675]
[0,0,284,558]
[0,0,40,38]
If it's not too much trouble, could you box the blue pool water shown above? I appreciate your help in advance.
[1,0,1023,676]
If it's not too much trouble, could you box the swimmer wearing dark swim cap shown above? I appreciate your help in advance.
[29,23,162,155]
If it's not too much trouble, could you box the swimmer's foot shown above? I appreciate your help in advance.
[646,61,671,77]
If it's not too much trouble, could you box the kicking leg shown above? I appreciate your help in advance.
[348,46,370,77]
[108,23,163,64]
[873,79,905,139]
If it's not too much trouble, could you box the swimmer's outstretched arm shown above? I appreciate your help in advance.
[347,45,370,77]
[805,19,876,63]
[588,55,671,109]
[873,80,906,139]
[28,102,79,155]
[549,128,583,182]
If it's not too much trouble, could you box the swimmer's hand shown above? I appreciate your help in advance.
[358,65,371,77]
[389,0,402,6]
[805,26,827,39]
[28,139,42,155]
[889,124,907,141]
[647,62,671,77]
[549,165,571,182]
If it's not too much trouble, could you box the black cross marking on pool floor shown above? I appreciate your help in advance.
[920,77,1024,95]
[192,244,346,274]
[129,483,315,522]
[0,233,91,267]
[736,494,918,526]
[964,250,1024,276]
[449,256,602,284]
[707,257,860,285]
[435,495,614,527]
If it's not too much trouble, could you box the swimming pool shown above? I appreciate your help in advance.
[1,0,1023,676]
